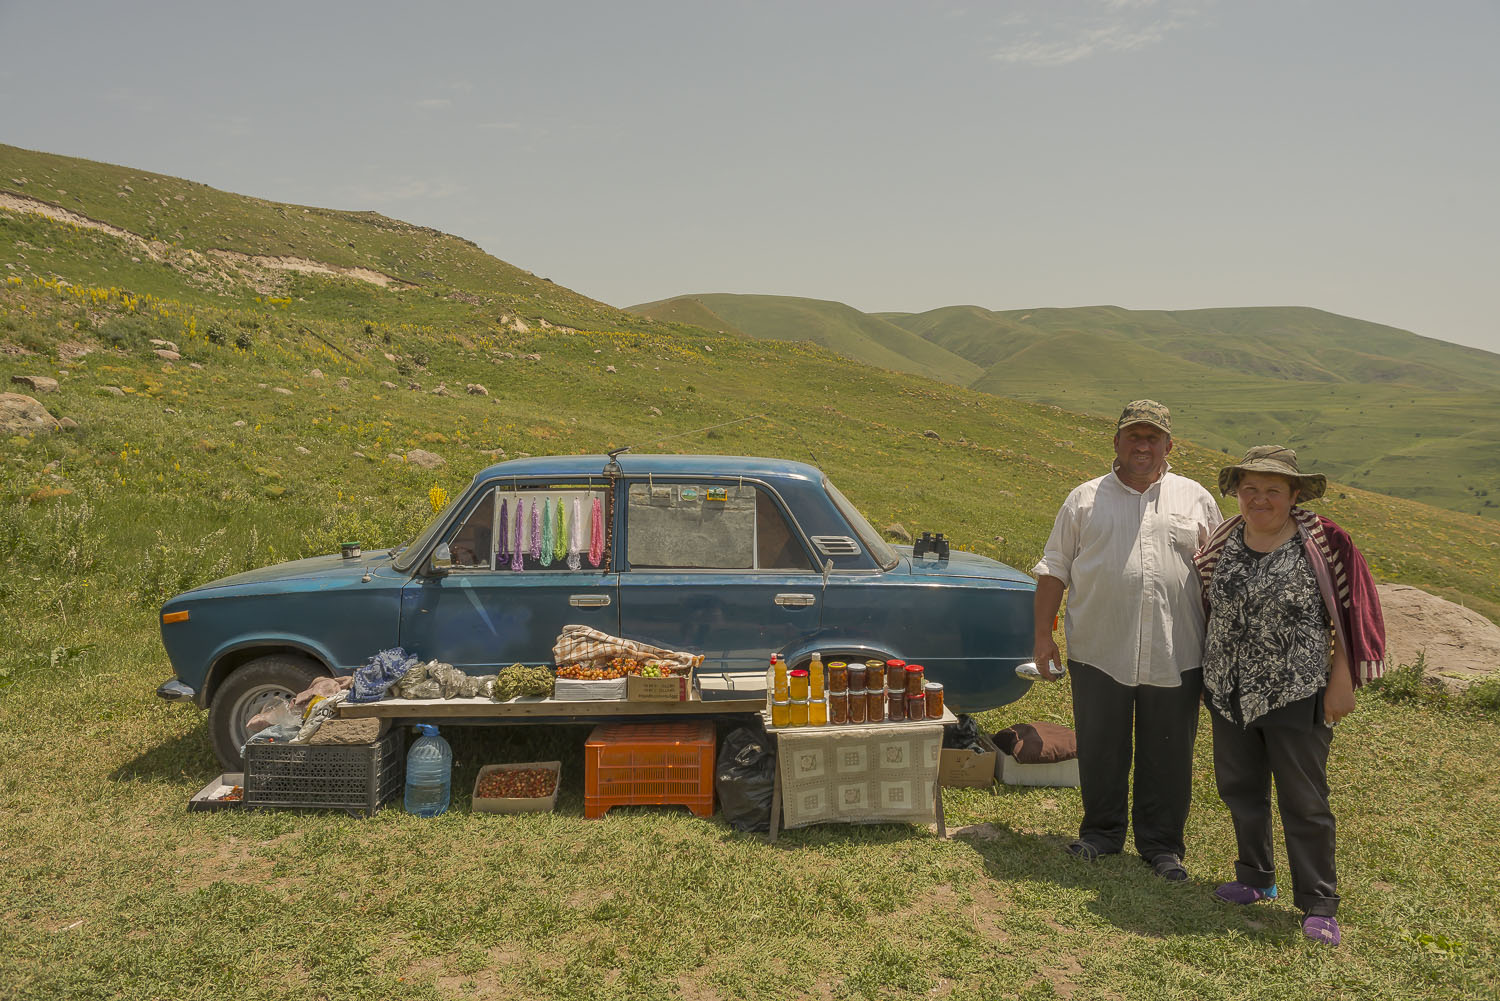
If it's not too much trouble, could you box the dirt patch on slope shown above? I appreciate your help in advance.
[1,191,410,289]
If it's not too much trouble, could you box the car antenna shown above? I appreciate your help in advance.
[603,445,631,477]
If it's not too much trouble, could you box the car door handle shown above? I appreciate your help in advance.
[569,594,611,607]
[774,593,817,608]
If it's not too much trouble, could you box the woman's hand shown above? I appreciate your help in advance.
[1325,639,1356,724]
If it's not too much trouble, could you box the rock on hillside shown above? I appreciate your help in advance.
[0,393,60,434]
[1377,583,1500,691]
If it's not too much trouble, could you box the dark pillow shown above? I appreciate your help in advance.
[993,722,1078,764]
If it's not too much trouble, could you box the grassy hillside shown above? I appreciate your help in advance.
[3,147,1498,1001]
[630,292,984,386]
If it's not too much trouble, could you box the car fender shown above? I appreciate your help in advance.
[200,634,338,707]
[780,639,897,670]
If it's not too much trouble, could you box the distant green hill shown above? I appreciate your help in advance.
[643,293,1500,519]
[629,293,983,386]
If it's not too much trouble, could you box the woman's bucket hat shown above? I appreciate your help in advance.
[1218,444,1327,500]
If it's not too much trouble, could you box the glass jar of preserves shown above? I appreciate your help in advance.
[810,698,828,726]
[907,692,925,722]
[905,663,925,696]
[828,661,848,693]
[847,663,867,692]
[887,688,907,723]
[866,689,886,724]
[924,682,944,719]
[885,659,906,681]
[829,690,849,725]
[865,660,886,691]
[789,668,810,701]
[771,699,791,728]
[789,698,810,727]
[847,689,867,724]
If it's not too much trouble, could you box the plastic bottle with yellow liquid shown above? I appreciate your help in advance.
[808,652,825,701]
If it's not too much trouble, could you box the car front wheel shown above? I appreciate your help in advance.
[208,654,326,769]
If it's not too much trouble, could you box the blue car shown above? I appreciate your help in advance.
[157,454,1038,767]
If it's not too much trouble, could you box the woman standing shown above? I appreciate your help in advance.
[1194,446,1386,946]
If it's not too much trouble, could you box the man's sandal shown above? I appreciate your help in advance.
[1065,839,1102,862]
[1148,853,1189,882]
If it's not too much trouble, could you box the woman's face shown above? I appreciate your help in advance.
[1236,471,1299,534]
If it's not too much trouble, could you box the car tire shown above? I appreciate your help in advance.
[208,654,326,769]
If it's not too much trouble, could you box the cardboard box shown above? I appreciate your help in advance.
[472,761,562,813]
[998,752,1080,788]
[552,677,628,701]
[939,733,999,788]
[626,673,692,702]
[188,772,245,812]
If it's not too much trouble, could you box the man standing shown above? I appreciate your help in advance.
[1031,400,1222,880]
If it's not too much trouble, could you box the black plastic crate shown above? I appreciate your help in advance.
[244,728,405,817]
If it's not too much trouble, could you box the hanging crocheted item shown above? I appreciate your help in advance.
[539,497,554,567]
[588,496,605,567]
[510,498,524,571]
[496,498,510,564]
[530,498,542,561]
[553,498,567,564]
[567,496,583,570]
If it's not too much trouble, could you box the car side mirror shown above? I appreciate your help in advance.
[426,543,452,577]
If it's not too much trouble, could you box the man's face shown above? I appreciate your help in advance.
[1113,423,1171,480]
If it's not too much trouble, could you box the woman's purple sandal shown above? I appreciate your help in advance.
[1214,881,1277,905]
[1302,915,1341,946]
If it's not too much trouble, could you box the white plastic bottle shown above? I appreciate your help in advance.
[404,723,452,817]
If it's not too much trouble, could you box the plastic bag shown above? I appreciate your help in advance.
[942,712,984,751]
[715,725,777,833]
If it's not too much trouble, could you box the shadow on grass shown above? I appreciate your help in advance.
[110,724,220,784]
[955,819,1300,943]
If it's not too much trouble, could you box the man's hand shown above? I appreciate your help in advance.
[1032,574,1067,682]
[1033,637,1064,681]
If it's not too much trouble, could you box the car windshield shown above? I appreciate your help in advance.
[824,477,898,570]
[392,487,467,572]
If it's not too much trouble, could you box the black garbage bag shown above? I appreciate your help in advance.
[942,713,984,751]
[715,724,777,833]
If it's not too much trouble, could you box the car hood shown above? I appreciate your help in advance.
[898,547,1034,585]
[182,550,403,594]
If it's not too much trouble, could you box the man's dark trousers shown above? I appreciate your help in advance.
[1069,661,1202,860]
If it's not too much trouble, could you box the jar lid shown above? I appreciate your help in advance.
[828,661,847,670]
[924,681,943,692]
[772,699,791,706]
[789,668,809,678]
[790,698,810,705]
[864,660,885,668]
[886,659,906,670]
[905,664,924,673]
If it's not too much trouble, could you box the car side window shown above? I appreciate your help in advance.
[626,482,813,571]
[443,486,608,572]
[443,488,495,569]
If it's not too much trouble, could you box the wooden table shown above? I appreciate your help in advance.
[764,708,957,841]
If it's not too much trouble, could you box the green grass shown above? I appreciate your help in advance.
[3,144,1500,1000]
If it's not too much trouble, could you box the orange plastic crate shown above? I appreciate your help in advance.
[584,721,716,818]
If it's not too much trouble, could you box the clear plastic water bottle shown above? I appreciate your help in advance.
[404,723,452,817]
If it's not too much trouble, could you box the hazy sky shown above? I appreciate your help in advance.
[2,1,1497,353]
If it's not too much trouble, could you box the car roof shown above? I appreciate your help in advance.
[473,453,825,484]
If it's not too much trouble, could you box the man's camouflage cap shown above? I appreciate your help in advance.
[1116,399,1171,435]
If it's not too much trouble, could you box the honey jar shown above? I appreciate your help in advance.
[828,661,848,693]
[866,688,886,724]
[907,692,926,722]
[789,668,810,701]
[789,698,810,727]
[924,682,944,719]
[847,689,868,724]
[829,690,849,725]
[905,663,925,696]
[810,699,828,726]
[771,699,791,728]
[847,663,867,692]
[865,660,886,691]
[887,688,907,723]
